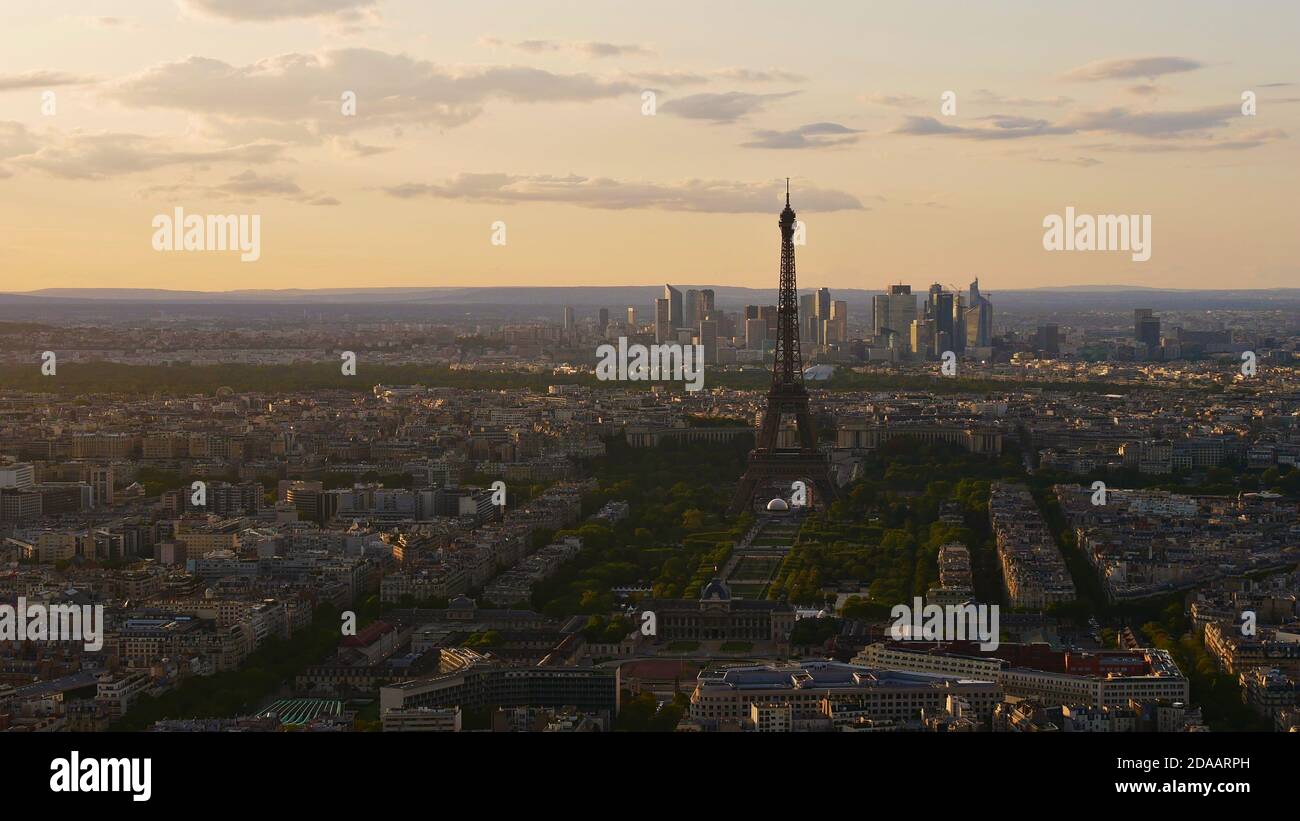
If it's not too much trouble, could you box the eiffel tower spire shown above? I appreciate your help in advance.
[772,181,802,389]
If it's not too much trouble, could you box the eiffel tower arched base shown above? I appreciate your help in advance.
[728,451,840,516]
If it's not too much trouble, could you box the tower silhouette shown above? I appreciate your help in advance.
[728,182,840,515]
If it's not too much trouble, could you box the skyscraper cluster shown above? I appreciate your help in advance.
[871,279,993,360]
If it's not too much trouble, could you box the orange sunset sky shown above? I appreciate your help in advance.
[1,0,1298,292]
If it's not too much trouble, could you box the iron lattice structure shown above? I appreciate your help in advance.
[728,184,840,515]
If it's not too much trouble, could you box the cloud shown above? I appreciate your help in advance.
[0,122,39,159]
[1058,104,1239,137]
[138,169,338,203]
[71,16,134,28]
[970,89,1072,107]
[630,71,710,87]
[1062,56,1204,82]
[330,136,392,157]
[1028,154,1103,167]
[1084,129,1287,153]
[16,131,287,179]
[105,49,639,139]
[180,0,380,23]
[382,173,863,213]
[741,122,862,149]
[715,68,805,83]
[894,114,1071,140]
[660,91,798,123]
[895,103,1279,146]
[1125,84,1163,97]
[630,68,804,87]
[0,71,95,91]
[860,92,923,108]
[481,37,655,58]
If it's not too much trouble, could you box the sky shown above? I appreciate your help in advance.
[1,0,1298,292]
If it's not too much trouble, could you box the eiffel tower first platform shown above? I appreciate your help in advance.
[728,183,841,515]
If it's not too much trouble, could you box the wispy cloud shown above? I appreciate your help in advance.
[970,89,1072,107]
[894,114,1071,140]
[138,170,339,204]
[660,91,799,123]
[895,103,1284,148]
[105,49,639,139]
[631,67,804,87]
[382,173,863,213]
[1062,56,1204,82]
[14,129,287,179]
[860,92,923,108]
[741,122,862,149]
[480,37,655,58]
[0,71,95,91]
[180,0,380,24]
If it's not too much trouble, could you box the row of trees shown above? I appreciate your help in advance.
[527,436,752,617]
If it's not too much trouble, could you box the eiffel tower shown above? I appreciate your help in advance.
[728,182,840,515]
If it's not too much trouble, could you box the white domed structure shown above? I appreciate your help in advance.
[766,497,789,512]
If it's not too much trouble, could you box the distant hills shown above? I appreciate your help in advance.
[3,285,1300,313]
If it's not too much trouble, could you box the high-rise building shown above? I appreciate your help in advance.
[799,294,817,344]
[664,285,683,328]
[744,305,760,321]
[873,284,917,348]
[967,278,993,348]
[1037,323,1060,355]
[745,317,767,350]
[655,298,671,343]
[598,308,609,334]
[815,287,831,344]
[700,319,718,364]
[761,305,779,339]
[1135,308,1161,352]
[562,306,575,331]
[626,306,637,327]
[826,300,848,344]
[685,289,700,328]
[699,289,716,321]
[911,318,934,358]
[927,284,956,355]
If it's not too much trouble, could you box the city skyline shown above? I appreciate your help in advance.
[2,1,1299,291]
